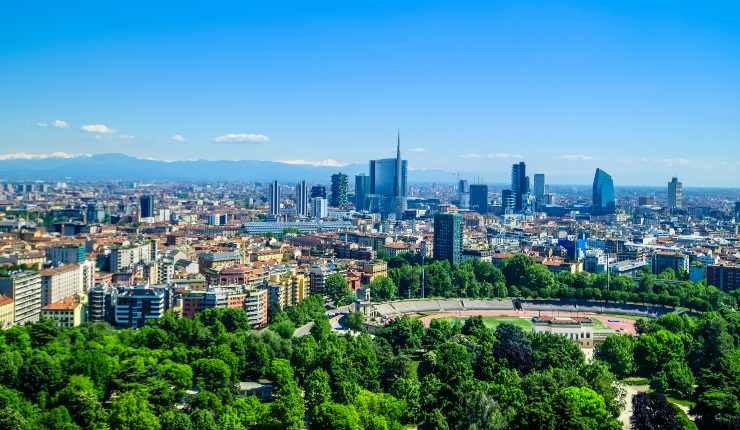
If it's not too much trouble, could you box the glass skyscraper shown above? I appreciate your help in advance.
[533,173,545,208]
[592,168,616,215]
[469,184,488,214]
[369,133,407,217]
[511,162,528,212]
[354,174,371,211]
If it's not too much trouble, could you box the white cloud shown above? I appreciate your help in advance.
[37,119,69,128]
[410,147,427,153]
[213,133,269,143]
[81,124,116,134]
[487,152,523,160]
[460,153,482,159]
[0,152,90,161]
[558,154,593,161]
[117,134,135,140]
[662,158,691,167]
[171,134,186,143]
[277,159,348,167]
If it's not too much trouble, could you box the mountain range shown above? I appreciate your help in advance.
[0,153,459,183]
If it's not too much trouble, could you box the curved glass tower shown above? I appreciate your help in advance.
[592,168,615,215]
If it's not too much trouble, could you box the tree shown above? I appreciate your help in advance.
[494,323,533,373]
[650,359,695,399]
[310,402,362,430]
[594,334,635,378]
[54,375,107,429]
[631,392,681,430]
[530,331,585,371]
[450,390,508,430]
[305,368,332,412]
[325,273,354,305]
[380,315,425,352]
[109,391,160,430]
[370,276,397,301]
[192,358,232,392]
[345,312,364,332]
[554,386,621,430]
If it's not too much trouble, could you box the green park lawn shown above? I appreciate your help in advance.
[443,316,534,331]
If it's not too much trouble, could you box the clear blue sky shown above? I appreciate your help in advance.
[1,1,739,186]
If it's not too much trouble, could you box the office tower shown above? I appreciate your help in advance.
[369,132,408,216]
[140,194,155,218]
[667,177,683,209]
[592,168,616,215]
[458,179,470,209]
[511,162,528,212]
[433,213,463,265]
[0,270,42,325]
[501,189,515,212]
[355,174,371,211]
[269,180,280,216]
[330,173,349,208]
[296,180,310,217]
[310,184,327,198]
[533,174,546,208]
[469,184,489,214]
[311,197,328,218]
[736,202,740,220]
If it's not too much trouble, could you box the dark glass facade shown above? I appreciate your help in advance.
[592,168,615,215]
[433,213,463,265]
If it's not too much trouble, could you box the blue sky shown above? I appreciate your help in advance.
[1,1,739,186]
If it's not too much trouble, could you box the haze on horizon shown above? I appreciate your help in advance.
[1,1,739,187]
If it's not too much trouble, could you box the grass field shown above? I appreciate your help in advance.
[443,316,534,330]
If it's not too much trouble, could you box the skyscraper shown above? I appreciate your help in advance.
[295,180,309,217]
[469,184,489,214]
[511,162,528,212]
[269,180,280,216]
[369,132,408,217]
[592,168,616,215]
[501,189,515,212]
[457,179,470,209]
[310,184,327,199]
[355,174,371,211]
[433,213,463,265]
[667,177,683,210]
[140,194,155,218]
[311,197,328,218]
[330,173,348,208]
[533,174,546,208]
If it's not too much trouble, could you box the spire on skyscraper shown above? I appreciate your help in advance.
[395,129,402,197]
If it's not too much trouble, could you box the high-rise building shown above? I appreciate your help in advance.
[330,173,349,208]
[311,197,328,218]
[295,180,310,217]
[354,174,371,211]
[667,177,683,210]
[433,213,463,265]
[457,179,470,209]
[47,244,86,265]
[140,194,155,219]
[269,180,280,216]
[0,271,42,325]
[310,184,327,199]
[736,202,740,220]
[592,168,616,215]
[369,133,408,216]
[511,162,528,212]
[469,184,489,214]
[88,284,117,324]
[501,189,515,212]
[533,174,546,208]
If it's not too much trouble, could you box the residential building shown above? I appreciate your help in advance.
[330,173,349,208]
[109,240,157,272]
[706,264,740,291]
[115,286,165,328]
[0,295,14,329]
[46,244,85,265]
[652,252,689,275]
[41,297,84,328]
[88,284,117,324]
[0,271,41,325]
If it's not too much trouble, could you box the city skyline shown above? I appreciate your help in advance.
[2,1,739,186]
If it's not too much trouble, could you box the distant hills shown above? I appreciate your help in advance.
[0,153,459,183]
